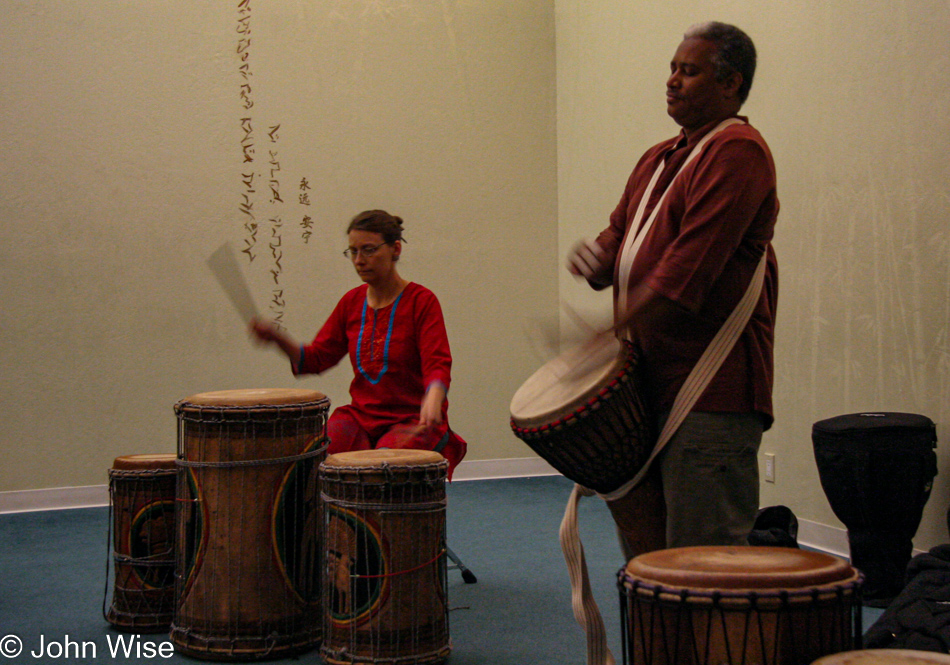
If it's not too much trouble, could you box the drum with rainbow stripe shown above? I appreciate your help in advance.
[171,388,329,660]
[104,453,177,632]
[320,449,450,665]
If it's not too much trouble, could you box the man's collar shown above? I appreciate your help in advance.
[676,114,748,148]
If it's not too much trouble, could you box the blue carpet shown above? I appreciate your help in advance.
[0,475,882,664]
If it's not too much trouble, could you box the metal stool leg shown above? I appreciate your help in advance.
[446,546,477,584]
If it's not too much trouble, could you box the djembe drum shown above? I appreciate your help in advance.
[104,453,177,632]
[510,335,665,556]
[509,337,654,494]
[320,449,450,665]
[171,388,329,660]
[812,412,938,605]
[619,546,864,665]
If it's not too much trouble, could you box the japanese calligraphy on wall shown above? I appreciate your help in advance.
[234,0,315,327]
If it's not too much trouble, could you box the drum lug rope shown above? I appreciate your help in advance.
[559,167,769,665]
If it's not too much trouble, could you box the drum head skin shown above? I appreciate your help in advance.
[625,546,856,590]
[324,449,445,468]
[112,453,177,471]
[180,388,327,408]
[812,650,950,664]
[510,336,625,428]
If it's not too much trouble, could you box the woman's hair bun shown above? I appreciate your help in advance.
[347,209,405,244]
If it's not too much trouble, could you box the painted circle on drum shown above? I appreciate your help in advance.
[128,500,176,588]
[273,437,324,605]
[176,468,205,599]
[325,506,387,626]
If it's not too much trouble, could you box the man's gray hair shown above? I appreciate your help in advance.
[684,22,757,103]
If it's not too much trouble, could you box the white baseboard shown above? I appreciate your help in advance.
[451,456,561,481]
[0,461,924,560]
[0,457,561,514]
[797,517,850,558]
[0,484,110,514]
[773,517,929,559]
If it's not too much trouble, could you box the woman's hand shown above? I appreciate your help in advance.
[249,317,282,345]
[249,317,300,363]
[418,382,446,430]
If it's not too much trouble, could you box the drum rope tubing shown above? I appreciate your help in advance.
[174,444,327,469]
[348,548,447,580]
[557,117,772,665]
[319,498,446,512]
[112,552,174,565]
[107,468,176,479]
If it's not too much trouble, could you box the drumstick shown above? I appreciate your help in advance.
[523,304,608,358]
[561,302,600,338]
[206,242,260,323]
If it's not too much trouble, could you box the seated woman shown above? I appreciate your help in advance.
[250,209,466,478]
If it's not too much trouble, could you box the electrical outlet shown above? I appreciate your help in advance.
[764,453,775,483]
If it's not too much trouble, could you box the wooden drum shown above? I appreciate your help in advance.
[509,337,654,494]
[619,546,864,665]
[320,449,450,665]
[172,388,329,660]
[105,453,177,632]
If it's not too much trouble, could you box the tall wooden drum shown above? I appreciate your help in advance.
[172,388,329,660]
[619,546,864,665]
[320,449,450,665]
[104,453,177,632]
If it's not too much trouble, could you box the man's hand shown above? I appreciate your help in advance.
[567,239,608,280]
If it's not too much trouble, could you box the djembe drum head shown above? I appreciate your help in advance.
[620,546,863,665]
[812,650,950,664]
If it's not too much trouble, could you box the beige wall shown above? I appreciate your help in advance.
[556,1,950,549]
[0,1,557,492]
[4,0,950,554]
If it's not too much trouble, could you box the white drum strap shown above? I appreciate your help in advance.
[616,117,744,318]
[560,116,767,665]
[601,249,768,502]
[560,483,615,665]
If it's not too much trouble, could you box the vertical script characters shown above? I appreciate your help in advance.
[233,1,316,327]
[237,0,256,263]
[267,124,285,326]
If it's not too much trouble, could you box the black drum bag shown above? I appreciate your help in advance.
[813,412,937,605]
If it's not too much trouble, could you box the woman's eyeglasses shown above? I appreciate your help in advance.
[343,242,388,259]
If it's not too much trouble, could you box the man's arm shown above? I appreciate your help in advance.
[619,282,690,340]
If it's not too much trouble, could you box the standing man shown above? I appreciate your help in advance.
[568,22,779,550]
